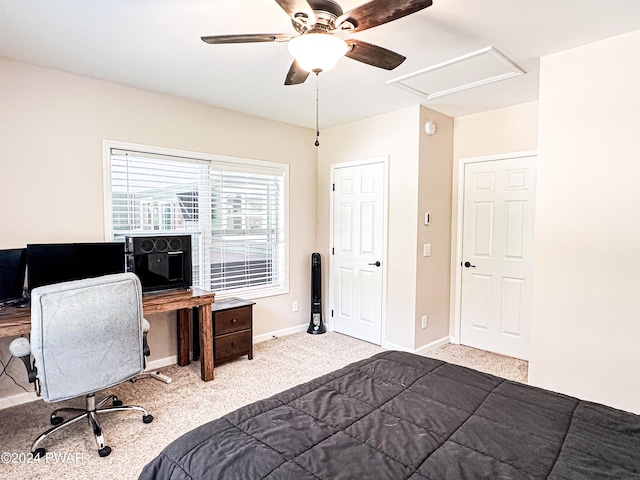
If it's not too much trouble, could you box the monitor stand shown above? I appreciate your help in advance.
[0,295,30,309]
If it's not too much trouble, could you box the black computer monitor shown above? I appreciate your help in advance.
[0,248,27,302]
[27,242,126,291]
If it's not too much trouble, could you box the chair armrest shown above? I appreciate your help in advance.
[9,337,38,383]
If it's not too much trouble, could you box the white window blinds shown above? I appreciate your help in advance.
[108,148,287,296]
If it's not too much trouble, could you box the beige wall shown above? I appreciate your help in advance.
[318,105,453,351]
[450,102,539,336]
[0,57,318,401]
[529,30,640,414]
[415,106,454,348]
[318,106,420,349]
[453,102,539,161]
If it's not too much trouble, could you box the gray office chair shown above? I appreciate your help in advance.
[9,273,154,458]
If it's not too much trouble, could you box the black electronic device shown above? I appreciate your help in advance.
[0,248,27,303]
[26,242,126,291]
[307,252,326,334]
[125,235,192,293]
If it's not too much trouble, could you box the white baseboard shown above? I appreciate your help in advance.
[383,336,451,355]
[382,341,415,353]
[414,336,452,356]
[254,323,308,344]
[145,355,178,371]
[0,390,38,410]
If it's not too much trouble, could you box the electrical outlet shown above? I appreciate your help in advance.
[421,315,428,329]
[292,301,299,312]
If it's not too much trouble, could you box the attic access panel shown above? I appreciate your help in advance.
[387,46,525,100]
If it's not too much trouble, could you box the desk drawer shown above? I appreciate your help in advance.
[214,306,252,335]
[214,331,251,363]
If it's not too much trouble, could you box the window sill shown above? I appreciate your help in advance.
[210,285,289,302]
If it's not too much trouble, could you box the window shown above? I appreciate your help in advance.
[104,141,288,298]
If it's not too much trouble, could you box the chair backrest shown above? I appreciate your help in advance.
[30,273,145,402]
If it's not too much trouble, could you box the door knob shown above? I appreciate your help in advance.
[368,261,381,267]
[464,261,476,268]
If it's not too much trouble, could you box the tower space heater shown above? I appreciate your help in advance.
[307,252,326,334]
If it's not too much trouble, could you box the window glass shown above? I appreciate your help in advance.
[108,147,287,297]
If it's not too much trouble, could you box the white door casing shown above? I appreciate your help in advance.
[330,158,387,345]
[459,153,537,360]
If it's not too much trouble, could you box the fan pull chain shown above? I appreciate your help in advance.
[315,71,320,147]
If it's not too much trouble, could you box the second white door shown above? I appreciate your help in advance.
[460,155,537,360]
[331,160,386,345]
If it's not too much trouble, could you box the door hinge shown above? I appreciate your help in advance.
[332,248,334,255]
[332,183,335,191]
[331,309,334,317]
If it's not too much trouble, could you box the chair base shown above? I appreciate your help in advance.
[131,370,172,384]
[31,393,153,458]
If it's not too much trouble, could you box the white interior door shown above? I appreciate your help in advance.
[460,155,536,360]
[331,160,386,345]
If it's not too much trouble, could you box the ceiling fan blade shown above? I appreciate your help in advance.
[274,0,316,24]
[285,60,311,85]
[337,0,432,33]
[201,33,291,44]
[345,40,406,70]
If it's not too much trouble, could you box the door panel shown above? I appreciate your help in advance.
[340,204,354,252]
[338,267,354,318]
[473,202,494,257]
[360,203,375,254]
[460,156,536,360]
[332,161,385,345]
[470,273,492,330]
[504,201,527,259]
[500,277,524,336]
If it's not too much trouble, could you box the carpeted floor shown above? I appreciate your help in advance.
[0,332,527,480]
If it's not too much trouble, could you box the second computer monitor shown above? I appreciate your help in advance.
[27,242,126,291]
[0,248,27,302]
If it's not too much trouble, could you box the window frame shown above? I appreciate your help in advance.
[102,139,290,300]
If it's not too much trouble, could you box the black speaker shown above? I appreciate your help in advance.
[125,235,192,292]
[127,235,187,255]
[308,252,326,334]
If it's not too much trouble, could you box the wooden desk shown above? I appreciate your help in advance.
[0,288,216,382]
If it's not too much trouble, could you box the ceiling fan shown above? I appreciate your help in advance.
[201,0,433,85]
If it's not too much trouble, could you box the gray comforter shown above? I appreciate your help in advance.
[139,351,640,479]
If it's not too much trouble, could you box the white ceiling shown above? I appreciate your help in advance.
[1,0,639,129]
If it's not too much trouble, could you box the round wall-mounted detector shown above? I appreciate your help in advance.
[424,120,436,135]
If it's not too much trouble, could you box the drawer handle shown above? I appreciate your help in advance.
[231,318,237,323]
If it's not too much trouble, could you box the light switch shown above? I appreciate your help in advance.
[424,212,431,225]
[423,244,432,257]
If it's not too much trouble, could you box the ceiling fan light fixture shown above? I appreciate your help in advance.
[288,33,349,73]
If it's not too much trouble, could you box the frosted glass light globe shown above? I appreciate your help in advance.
[288,33,349,73]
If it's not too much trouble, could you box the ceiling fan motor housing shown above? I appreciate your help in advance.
[308,0,343,17]
[293,0,346,32]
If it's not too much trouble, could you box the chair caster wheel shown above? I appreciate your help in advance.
[112,398,123,407]
[50,416,63,426]
[98,446,112,457]
[143,414,154,424]
[32,448,46,459]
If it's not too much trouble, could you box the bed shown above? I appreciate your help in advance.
[139,351,640,479]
